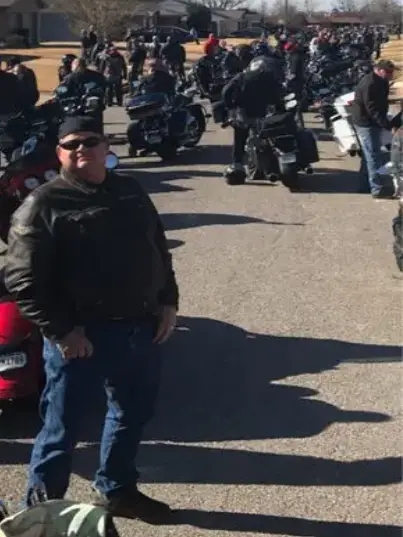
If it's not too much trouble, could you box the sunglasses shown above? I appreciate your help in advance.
[59,136,103,151]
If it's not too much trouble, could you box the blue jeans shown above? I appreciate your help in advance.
[26,317,161,502]
[355,125,387,194]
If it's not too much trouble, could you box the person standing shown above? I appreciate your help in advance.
[351,60,399,198]
[4,115,178,523]
[6,56,39,109]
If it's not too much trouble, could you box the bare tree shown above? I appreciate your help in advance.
[304,0,318,15]
[268,0,298,22]
[197,0,247,10]
[256,0,269,16]
[48,0,154,37]
[331,0,358,11]
[360,0,402,22]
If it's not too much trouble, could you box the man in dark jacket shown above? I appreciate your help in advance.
[127,38,147,85]
[222,55,285,184]
[351,60,399,198]
[99,47,127,106]
[0,68,24,114]
[6,56,39,109]
[4,115,178,522]
[63,57,106,95]
[140,59,176,95]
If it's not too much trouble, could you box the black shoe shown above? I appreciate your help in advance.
[92,487,173,524]
[372,187,397,200]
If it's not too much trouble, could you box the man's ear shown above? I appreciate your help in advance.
[56,145,62,161]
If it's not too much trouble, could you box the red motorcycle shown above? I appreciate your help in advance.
[0,121,119,406]
[0,112,60,407]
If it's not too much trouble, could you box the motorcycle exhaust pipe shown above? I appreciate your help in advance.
[268,173,279,182]
[305,166,314,175]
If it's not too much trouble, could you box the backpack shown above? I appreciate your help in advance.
[0,501,119,537]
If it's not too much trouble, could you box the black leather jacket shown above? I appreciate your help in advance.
[4,170,178,340]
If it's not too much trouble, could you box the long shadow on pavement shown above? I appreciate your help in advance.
[1,316,400,491]
[299,167,363,194]
[160,213,304,231]
[172,510,401,536]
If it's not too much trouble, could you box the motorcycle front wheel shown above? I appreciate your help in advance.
[280,163,301,190]
[183,106,206,148]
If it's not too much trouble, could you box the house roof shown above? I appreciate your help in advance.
[0,0,44,8]
[0,0,18,7]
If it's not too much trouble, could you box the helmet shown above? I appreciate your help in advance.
[224,163,246,185]
[247,55,277,73]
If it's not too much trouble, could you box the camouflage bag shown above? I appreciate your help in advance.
[0,501,119,537]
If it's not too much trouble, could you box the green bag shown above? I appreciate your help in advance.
[0,501,118,537]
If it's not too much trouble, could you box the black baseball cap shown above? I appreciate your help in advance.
[58,116,103,140]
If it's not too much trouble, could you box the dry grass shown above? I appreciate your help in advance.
[3,36,400,97]
[1,37,257,94]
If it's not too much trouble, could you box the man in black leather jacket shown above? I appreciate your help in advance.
[4,115,178,523]
[222,55,285,184]
[140,59,176,95]
[0,68,24,115]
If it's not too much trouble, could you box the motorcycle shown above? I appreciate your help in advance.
[238,95,319,189]
[54,81,104,117]
[126,85,208,160]
[0,151,120,408]
[0,100,61,166]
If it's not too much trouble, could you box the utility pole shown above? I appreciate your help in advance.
[284,0,289,26]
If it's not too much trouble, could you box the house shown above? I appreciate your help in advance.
[0,0,42,44]
[211,9,263,36]
[306,12,367,28]
[38,0,265,42]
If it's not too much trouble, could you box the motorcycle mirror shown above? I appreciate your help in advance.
[285,99,297,110]
[105,152,119,170]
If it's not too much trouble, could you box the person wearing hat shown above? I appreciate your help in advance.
[351,59,400,198]
[4,115,178,523]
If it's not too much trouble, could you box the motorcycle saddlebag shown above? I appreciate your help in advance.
[296,129,320,165]
[126,93,167,119]
[211,100,228,124]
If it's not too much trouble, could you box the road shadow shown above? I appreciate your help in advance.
[166,239,185,250]
[160,213,304,231]
[117,144,232,171]
[0,316,400,492]
[172,509,402,536]
[299,167,361,194]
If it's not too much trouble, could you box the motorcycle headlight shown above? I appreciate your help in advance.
[43,169,58,182]
[24,177,41,190]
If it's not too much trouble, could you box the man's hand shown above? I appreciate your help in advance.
[153,306,177,344]
[57,327,94,359]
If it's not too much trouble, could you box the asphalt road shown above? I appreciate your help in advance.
[0,106,402,537]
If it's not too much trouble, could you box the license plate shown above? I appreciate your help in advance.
[146,135,162,145]
[0,352,27,373]
[279,153,297,164]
